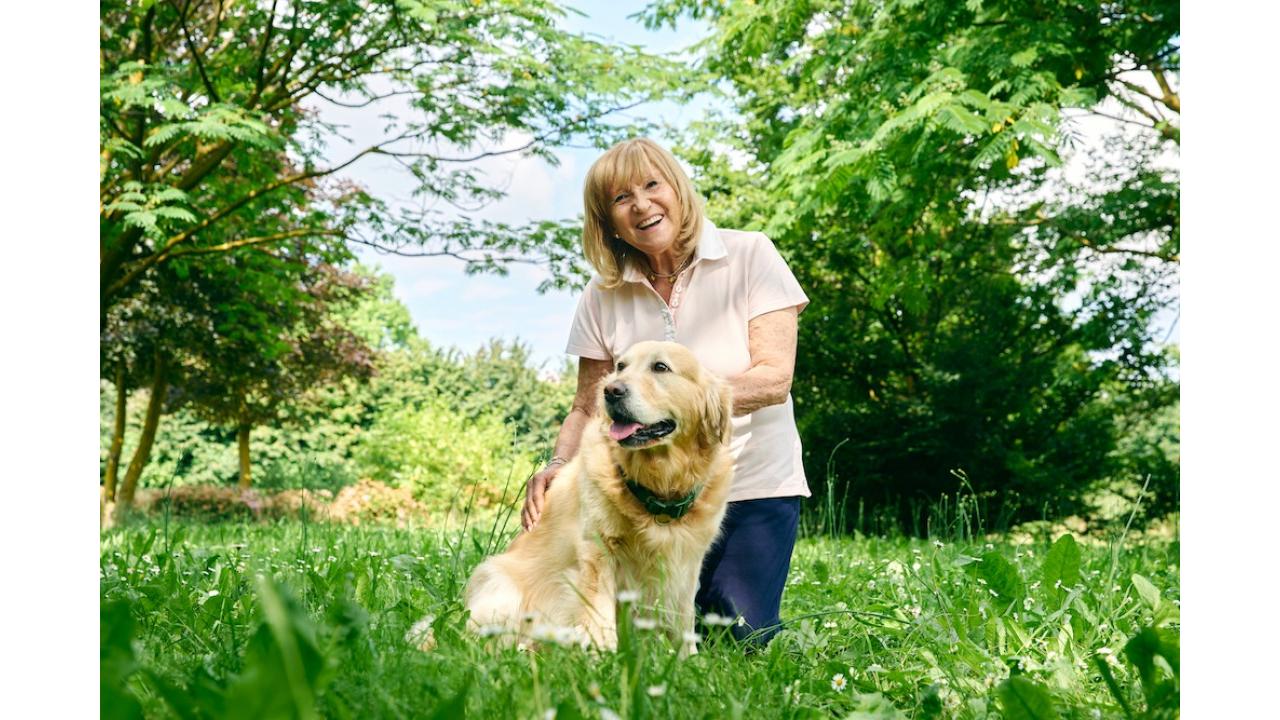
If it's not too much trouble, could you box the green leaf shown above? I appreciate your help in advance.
[1040,534,1081,596]
[153,206,197,223]
[428,678,472,719]
[977,551,1025,603]
[1011,47,1039,67]
[996,676,1060,720]
[845,692,910,719]
[223,576,333,720]
[101,601,144,720]
[1123,626,1180,713]
[1130,574,1161,611]
[814,559,831,583]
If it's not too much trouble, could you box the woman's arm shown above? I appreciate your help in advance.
[729,306,799,416]
[521,356,614,530]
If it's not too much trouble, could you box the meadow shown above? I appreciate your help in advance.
[101,504,1178,719]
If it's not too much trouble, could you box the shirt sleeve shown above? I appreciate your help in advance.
[747,232,809,320]
[564,280,613,360]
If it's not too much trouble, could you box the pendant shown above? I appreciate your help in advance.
[654,514,673,525]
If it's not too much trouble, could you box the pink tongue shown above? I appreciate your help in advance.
[609,421,644,441]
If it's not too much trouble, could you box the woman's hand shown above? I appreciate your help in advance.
[520,357,611,531]
[522,462,564,531]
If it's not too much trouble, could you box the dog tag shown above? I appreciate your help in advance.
[654,514,673,525]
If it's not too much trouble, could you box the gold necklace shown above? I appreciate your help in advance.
[643,253,693,283]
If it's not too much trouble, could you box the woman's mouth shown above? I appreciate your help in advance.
[636,215,664,232]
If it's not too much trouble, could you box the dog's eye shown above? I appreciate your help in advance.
[651,362,670,373]
[616,362,627,372]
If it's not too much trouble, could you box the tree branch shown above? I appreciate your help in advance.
[171,0,221,104]
[376,99,648,163]
[311,87,423,109]
[1078,236,1178,263]
[166,228,343,259]
[1149,66,1180,113]
[346,235,543,263]
[1115,78,1174,116]
[104,139,396,303]
[107,226,344,300]
[252,0,280,103]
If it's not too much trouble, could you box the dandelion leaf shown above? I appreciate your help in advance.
[844,691,909,719]
[1040,534,1081,600]
[1130,574,1161,612]
[977,551,1025,603]
[996,676,1060,720]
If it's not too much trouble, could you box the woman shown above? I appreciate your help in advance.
[521,137,809,644]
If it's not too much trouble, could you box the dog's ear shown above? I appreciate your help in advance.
[700,376,734,448]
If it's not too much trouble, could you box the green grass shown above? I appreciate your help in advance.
[101,515,1178,719]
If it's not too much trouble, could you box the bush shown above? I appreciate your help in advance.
[354,398,536,513]
[128,485,332,522]
[328,479,431,527]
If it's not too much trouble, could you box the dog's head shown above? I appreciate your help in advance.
[599,341,732,451]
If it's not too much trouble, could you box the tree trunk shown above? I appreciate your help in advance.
[114,354,168,521]
[237,423,252,489]
[103,366,128,503]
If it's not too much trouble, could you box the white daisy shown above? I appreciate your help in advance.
[703,612,735,627]
[831,673,848,692]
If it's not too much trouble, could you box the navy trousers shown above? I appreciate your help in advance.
[695,496,802,645]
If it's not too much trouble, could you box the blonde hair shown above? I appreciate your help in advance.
[582,138,705,288]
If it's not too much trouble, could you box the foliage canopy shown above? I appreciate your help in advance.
[650,0,1180,526]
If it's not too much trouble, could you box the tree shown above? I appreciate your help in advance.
[649,0,1179,527]
[173,259,375,489]
[100,0,689,317]
[101,267,195,515]
[99,0,690,508]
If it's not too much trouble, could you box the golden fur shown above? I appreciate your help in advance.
[463,341,733,653]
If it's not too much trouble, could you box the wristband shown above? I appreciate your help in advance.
[547,456,570,467]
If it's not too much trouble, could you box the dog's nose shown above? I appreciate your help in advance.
[604,381,628,402]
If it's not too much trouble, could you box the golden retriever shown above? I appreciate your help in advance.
[463,340,734,654]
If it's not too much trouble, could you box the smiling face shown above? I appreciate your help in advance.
[581,138,706,288]
[599,341,730,451]
[607,161,684,267]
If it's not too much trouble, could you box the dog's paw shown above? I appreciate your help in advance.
[405,614,437,652]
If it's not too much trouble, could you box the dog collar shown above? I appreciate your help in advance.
[618,466,700,524]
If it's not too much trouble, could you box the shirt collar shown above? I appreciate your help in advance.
[620,218,726,284]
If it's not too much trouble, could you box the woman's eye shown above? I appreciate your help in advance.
[645,180,659,189]
[613,193,628,204]
[652,362,670,373]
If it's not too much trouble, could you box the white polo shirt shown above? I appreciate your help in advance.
[565,219,811,502]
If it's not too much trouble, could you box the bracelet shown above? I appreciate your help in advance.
[547,456,570,467]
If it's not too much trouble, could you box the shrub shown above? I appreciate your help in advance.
[328,479,431,527]
[354,398,535,513]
